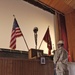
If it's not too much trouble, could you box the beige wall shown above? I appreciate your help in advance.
[0,0,56,54]
[65,10,75,61]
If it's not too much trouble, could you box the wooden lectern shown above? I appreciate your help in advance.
[28,48,43,59]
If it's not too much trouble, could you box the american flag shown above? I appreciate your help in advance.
[43,27,52,55]
[10,18,23,49]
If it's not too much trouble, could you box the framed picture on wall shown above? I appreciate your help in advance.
[40,57,46,65]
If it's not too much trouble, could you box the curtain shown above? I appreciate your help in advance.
[54,12,72,61]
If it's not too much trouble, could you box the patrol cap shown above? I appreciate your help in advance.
[57,40,64,45]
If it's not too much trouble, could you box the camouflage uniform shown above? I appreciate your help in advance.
[54,47,69,75]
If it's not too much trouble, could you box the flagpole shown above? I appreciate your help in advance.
[13,15,29,51]
[38,39,43,49]
[22,35,29,50]
[38,26,49,49]
[38,31,45,49]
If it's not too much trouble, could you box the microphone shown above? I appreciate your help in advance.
[33,27,38,49]
[33,27,38,33]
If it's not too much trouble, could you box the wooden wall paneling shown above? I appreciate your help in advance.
[22,60,29,75]
[0,58,12,75]
[64,0,75,9]
[3,59,6,75]
[0,59,3,75]
[8,59,12,75]
[0,58,54,75]
[39,0,50,5]
[52,1,67,13]
[65,10,75,61]
[12,59,23,75]
[39,0,74,14]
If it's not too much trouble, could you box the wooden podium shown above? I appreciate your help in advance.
[28,48,43,59]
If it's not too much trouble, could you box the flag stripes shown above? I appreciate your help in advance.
[10,18,23,49]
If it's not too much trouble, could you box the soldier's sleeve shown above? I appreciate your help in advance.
[53,51,58,64]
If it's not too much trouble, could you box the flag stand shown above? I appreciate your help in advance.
[22,35,29,50]
[38,39,43,49]
[13,15,29,51]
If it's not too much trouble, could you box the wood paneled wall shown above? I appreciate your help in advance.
[63,0,75,9]
[39,0,74,14]
[0,58,54,75]
[65,10,75,61]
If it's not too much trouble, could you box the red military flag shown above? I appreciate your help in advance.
[10,18,23,49]
[43,27,52,55]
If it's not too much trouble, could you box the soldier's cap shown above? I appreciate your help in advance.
[57,40,64,45]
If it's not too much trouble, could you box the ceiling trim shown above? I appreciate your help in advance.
[23,0,55,14]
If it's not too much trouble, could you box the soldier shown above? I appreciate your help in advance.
[53,50,57,75]
[53,40,69,75]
